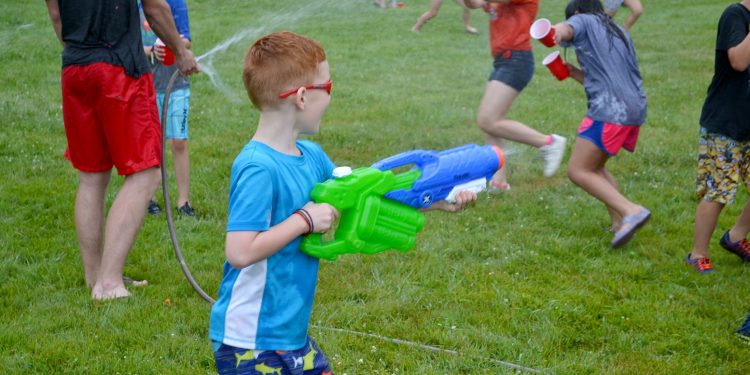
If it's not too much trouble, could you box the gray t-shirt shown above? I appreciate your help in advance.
[138,8,190,92]
[563,14,647,125]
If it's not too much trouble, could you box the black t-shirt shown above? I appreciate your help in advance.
[59,0,150,77]
[700,3,750,140]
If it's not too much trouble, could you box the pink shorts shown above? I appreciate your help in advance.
[62,63,162,175]
[577,116,641,156]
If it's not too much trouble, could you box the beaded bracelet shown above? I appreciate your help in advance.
[294,209,314,234]
[298,208,314,233]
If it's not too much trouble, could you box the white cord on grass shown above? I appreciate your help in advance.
[312,324,541,374]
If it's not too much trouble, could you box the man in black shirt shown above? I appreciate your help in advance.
[45,0,199,299]
[689,1,750,273]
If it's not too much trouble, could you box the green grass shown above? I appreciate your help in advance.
[2,0,750,373]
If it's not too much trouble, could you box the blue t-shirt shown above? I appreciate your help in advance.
[563,14,647,125]
[209,140,335,351]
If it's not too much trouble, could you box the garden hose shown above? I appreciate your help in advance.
[160,69,216,304]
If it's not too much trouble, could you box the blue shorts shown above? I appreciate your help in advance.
[488,50,534,92]
[156,88,190,139]
[213,336,333,375]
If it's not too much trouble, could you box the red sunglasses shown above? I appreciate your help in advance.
[278,80,332,99]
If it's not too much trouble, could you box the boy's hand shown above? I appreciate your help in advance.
[302,202,340,233]
[428,191,477,212]
[153,44,167,62]
[154,36,190,62]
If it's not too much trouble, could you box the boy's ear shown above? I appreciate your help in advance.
[294,87,306,110]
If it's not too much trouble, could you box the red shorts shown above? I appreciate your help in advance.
[577,116,641,156]
[62,63,161,175]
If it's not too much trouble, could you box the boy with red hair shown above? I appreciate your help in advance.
[209,31,476,374]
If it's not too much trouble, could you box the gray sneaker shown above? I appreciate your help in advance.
[178,202,196,217]
[147,200,162,215]
[539,134,567,177]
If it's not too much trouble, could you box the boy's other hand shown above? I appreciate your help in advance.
[302,202,340,233]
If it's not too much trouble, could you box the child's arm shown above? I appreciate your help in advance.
[225,202,339,268]
[566,63,584,84]
[622,0,643,32]
[421,191,477,213]
[728,33,750,72]
[552,22,585,83]
[553,22,574,44]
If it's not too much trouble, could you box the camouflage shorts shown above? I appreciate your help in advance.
[696,128,750,204]
[214,336,333,375]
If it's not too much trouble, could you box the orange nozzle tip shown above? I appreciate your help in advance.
[491,145,504,170]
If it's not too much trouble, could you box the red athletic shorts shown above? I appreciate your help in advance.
[62,63,161,175]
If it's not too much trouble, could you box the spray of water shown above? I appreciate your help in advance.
[499,145,521,158]
[195,0,345,102]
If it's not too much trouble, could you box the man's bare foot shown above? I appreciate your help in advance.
[92,281,131,300]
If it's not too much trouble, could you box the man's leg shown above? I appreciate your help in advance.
[170,139,190,207]
[76,171,111,288]
[92,167,160,299]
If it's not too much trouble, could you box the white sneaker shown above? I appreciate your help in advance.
[539,134,566,177]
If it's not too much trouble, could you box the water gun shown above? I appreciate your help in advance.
[300,167,425,261]
[371,144,504,208]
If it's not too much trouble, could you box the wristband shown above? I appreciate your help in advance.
[297,208,314,234]
[294,209,313,234]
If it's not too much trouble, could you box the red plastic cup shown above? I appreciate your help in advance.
[155,39,175,66]
[543,51,570,81]
[530,18,556,48]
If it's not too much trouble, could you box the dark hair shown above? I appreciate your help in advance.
[565,0,628,49]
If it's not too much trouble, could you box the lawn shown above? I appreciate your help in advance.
[1,0,749,373]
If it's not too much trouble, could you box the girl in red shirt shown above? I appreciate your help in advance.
[464,0,567,190]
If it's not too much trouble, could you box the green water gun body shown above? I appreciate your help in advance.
[301,167,425,261]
